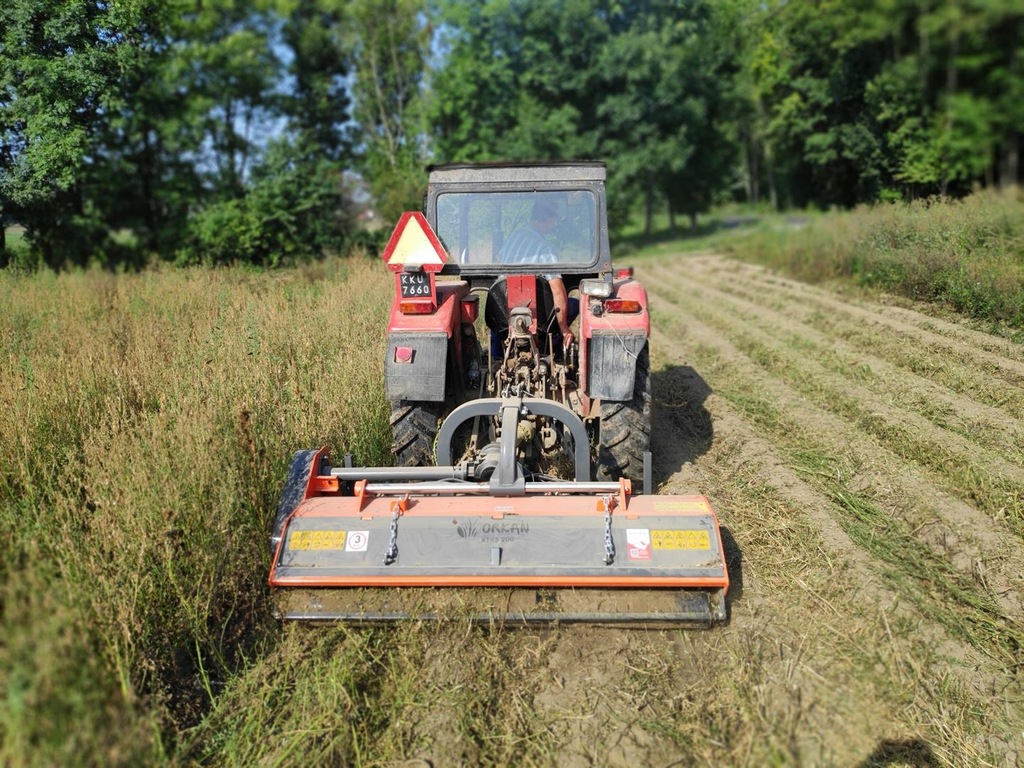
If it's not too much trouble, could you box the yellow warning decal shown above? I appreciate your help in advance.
[651,529,711,550]
[652,500,708,513]
[289,530,346,550]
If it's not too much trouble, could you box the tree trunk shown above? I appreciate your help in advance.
[644,176,655,237]
[1002,44,1020,188]
[1003,133,1020,188]
[765,142,778,210]
[744,116,760,204]
[141,123,160,253]
[940,25,959,197]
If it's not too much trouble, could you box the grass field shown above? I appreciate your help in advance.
[627,188,1024,333]
[3,195,1024,766]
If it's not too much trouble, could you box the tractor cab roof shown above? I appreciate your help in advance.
[426,162,612,282]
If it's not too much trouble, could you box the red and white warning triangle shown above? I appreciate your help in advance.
[381,212,448,272]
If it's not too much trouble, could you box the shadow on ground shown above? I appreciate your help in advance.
[648,364,742,616]
[649,363,714,482]
[719,525,744,615]
[859,739,939,767]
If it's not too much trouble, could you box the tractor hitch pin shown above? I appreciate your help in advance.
[602,495,616,565]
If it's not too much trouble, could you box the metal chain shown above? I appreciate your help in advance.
[602,495,615,565]
[384,504,401,565]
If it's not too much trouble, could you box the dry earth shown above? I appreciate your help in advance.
[366,253,1024,767]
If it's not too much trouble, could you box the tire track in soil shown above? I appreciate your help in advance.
[695,256,1024,415]
[645,259,1024,615]
[645,260,1024,463]
[628,253,1024,766]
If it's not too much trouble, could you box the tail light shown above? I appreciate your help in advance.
[615,267,634,279]
[604,299,642,313]
[399,300,434,314]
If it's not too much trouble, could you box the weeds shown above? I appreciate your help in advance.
[0,258,393,764]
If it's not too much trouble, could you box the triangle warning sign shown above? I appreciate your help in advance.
[382,212,448,272]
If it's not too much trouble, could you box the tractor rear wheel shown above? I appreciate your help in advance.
[595,343,651,484]
[390,400,442,466]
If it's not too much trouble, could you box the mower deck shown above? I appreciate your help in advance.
[269,450,730,625]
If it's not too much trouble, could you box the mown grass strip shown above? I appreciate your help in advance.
[674,267,1024,461]
[716,378,1024,668]
[658,277,1024,538]
[652,292,1024,666]
[729,330,1024,534]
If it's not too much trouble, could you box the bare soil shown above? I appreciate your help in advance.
[382,253,1024,767]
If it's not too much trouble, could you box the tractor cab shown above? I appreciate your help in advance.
[427,161,613,286]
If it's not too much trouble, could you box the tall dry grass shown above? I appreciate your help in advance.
[0,257,393,764]
[721,188,1024,328]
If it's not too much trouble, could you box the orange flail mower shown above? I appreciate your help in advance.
[269,163,729,625]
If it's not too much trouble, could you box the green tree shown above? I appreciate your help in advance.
[428,0,609,165]
[0,0,130,267]
[281,0,353,162]
[346,0,430,223]
[597,1,740,232]
[176,136,354,266]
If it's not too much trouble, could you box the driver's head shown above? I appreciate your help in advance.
[531,202,558,231]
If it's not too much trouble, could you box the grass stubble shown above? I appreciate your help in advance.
[640,254,1024,766]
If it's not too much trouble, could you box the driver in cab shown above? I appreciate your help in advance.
[500,201,578,349]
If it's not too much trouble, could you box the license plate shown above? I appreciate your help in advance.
[399,272,431,298]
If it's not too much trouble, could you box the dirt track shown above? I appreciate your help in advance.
[399,253,1024,767]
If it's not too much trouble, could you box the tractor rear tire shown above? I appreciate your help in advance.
[595,343,651,484]
[390,400,442,466]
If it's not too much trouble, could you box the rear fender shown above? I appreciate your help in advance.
[385,282,469,402]
[580,278,650,401]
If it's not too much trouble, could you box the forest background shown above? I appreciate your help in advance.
[1,0,1022,271]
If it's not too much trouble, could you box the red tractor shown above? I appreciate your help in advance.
[386,162,652,489]
[268,162,728,624]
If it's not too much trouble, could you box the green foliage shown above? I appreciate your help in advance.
[0,0,358,269]
[706,190,1024,328]
[429,0,608,164]
[281,0,353,163]
[346,0,430,223]
[177,139,355,266]
[741,0,1023,208]
[2,0,1024,269]
[429,0,740,232]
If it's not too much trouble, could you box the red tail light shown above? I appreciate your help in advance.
[604,299,642,313]
[615,267,634,279]
[399,300,434,314]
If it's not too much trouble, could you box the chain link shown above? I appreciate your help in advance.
[602,495,615,565]
[384,503,401,565]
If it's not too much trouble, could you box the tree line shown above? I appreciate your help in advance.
[1,0,1020,269]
